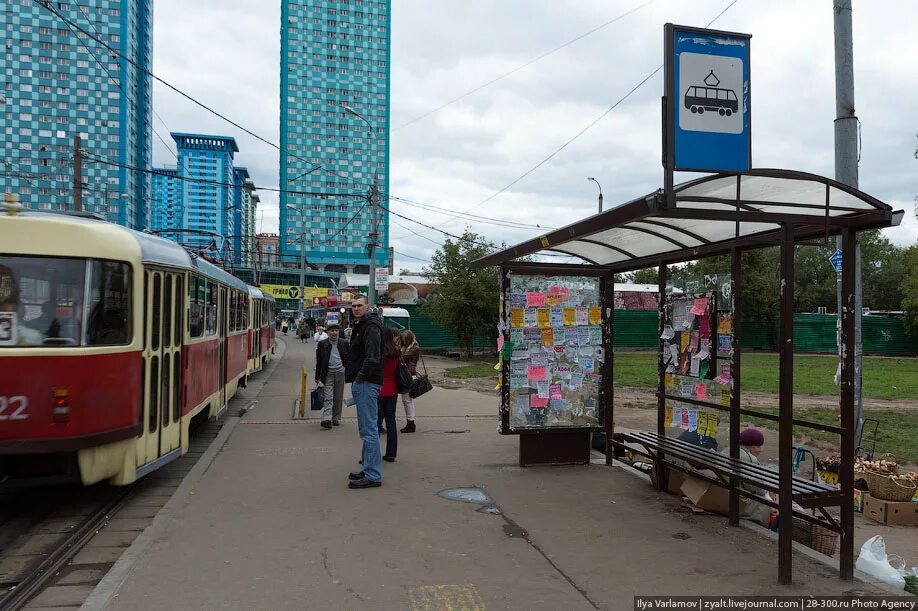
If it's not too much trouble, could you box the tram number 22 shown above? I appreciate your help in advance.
[0,396,29,421]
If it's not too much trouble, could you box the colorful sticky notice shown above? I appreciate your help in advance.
[718,315,732,335]
[497,335,505,352]
[528,365,547,381]
[680,408,690,429]
[695,383,707,401]
[665,373,674,390]
[524,308,538,328]
[575,307,589,325]
[690,297,708,316]
[545,293,564,307]
[707,413,719,435]
[672,406,683,427]
[680,332,690,351]
[588,307,602,326]
[530,395,549,408]
[550,307,565,327]
[549,383,563,400]
[510,348,529,361]
[526,292,546,307]
[699,313,711,338]
[509,328,524,346]
[552,327,566,346]
[510,293,527,307]
[563,307,577,326]
[569,373,583,390]
[540,328,554,347]
[578,357,594,372]
[548,285,570,300]
[720,387,731,407]
[510,360,527,374]
[536,380,550,398]
[530,352,549,366]
[718,334,733,354]
[510,309,525,328]
[680,380,694,398]
[588,326,602,344]
[714,363,732,386]
[688,409,698,432]
[537,308,550,328]
[697,412,709,436]
[509,373,528,389]
[665,404,673,427]
[556,364,572,379]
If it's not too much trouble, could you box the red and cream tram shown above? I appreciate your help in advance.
[0,210,275,485]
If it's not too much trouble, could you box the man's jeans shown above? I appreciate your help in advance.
[352,381,382,482]
[321,369,345,422]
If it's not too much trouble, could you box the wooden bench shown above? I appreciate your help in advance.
[620,431,842,510]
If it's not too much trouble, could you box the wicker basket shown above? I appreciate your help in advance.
[792,517,838,557]
[865,471,918,502]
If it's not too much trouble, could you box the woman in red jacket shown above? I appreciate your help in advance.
[376,327,401,462]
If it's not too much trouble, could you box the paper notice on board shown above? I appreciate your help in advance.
[536,380,550,399]
[524,309,538,328]
[568,373,583,391]
[511,348,530,360]
[537,308,550,328]
[550,307,564,327]
[545,293,564,307]
[665,373,674,389]
[689,354,701,377]
[509,373,528,389]
[696,411,708,436]
[530,394,549,408]
[510,327,524,345]
[673,300,688,330]
[510,309,525,328]
[696,338,710,361]
[588,326,602,344]
[665,404,673,427]
[680,380,694,398]
[511,293,527,307]
[707,413,719,435]
[578,357,594,373]
[540,328,553,347]
[577,326,591,346]
[680,408,690,429]
[510,361,527,376]
[718,334,733,354]
[552,327,566,346]
[714,363,732,386]
[526,292,546,307]
[672,406,682,427]
[690,297,708,316]
[530,352,549,366]
[528,365,547,381]
[588,307,602,326]
[555,364,572,380]
[695,383,707,401]
[688,409,698,432]
[497,335,504,353]
[516,395,530,413]
[661,325,675,340]
[720,388,731,407]
[699,313,711,338]
[688,331,700,353]
[718,315,732,335]
[575,307,589,325]
[680,332,690,351]
[563,307,576,326]
[549,383,563,400]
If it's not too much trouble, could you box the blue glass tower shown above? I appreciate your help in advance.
[0,0,153,229]
[279,0,390,273]
[231,166,250,265]
[150,133,238,253]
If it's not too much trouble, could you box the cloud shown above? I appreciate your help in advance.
[151,0,918,271]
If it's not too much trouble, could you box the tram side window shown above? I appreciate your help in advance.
[86,261,131,346]
[0,256,85,347]
[206,282,217,336]
[189,276,204,338]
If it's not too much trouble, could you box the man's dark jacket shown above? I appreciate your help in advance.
[344,312,384,385]
[315,337,350,382]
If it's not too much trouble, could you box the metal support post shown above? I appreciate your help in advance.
[367,175,379,308]
[73,134,83,213]
[839,228,857,579]
[729,247,742,526]
[299,225,306,319]
[833,0,863,446]
[654,262,668,490]
[777,224,795,585]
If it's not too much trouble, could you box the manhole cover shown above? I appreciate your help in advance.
[437,487,492,505]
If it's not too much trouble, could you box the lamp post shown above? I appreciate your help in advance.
[343,104,380,309]
[286,203,308,318]
[587,177,603,214]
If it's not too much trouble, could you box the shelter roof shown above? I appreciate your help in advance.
[472,169,903,272]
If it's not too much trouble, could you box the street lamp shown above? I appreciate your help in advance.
[286,202,308,318]
[587,177,603,214]
[343,104,381,309]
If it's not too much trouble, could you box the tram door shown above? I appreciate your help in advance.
[218,286,227,410]
[141,270,183,466]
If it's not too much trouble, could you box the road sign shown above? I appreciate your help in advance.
[665,24,751,173]
[829,249,843,273]
[375,269,389,292]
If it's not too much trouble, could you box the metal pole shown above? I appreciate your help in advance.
[299,223,306,319]
[833,0,863,446]
[839,227,857,579]
[778,224,795,585]
[73,134,83,213]
[367,176,379,308]
[729,247,742,527]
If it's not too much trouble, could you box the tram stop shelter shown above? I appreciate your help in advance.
[472,169,903,584]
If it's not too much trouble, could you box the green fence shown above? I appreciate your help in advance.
[611,310,917,356]
[401,304,491,351]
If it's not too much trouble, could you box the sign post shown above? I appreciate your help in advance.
[664,24,752,206]
[374,269,389,293]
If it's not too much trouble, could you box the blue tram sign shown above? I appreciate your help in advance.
[664,24,751,174]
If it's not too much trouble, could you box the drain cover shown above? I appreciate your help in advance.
[438,487,492,505]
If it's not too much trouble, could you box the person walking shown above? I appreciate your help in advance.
[316,324,349,429]
[313,325,328,343]
[376,327,401,462]
[297,319,309,343]
[280,317,289,335]
[399,329,420,433]
[344,296,384,489]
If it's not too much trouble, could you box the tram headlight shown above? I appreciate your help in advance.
[52,389,71,423]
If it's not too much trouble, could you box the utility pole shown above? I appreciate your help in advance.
[73,134,83,212]
[299,223,307,319]
[833,0,863,446]
[367,175,379,308]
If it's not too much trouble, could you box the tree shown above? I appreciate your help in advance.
[423,231,499,356]
[623,267,659,285]
[901,245,918,338]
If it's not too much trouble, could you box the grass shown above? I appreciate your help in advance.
[612,352,918,401]
[742,406,918,464]
[444,362,499,379]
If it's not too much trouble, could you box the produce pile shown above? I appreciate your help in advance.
[855,457,899,475]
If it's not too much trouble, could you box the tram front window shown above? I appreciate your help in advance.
[0,256,131,348]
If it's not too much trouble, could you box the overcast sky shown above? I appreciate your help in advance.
[151,0,918,270]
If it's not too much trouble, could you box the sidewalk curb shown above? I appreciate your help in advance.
[80,339,287,611]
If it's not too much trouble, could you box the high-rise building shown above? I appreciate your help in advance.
[231,167,250,265]
[150,133,253,259]
[279,0,390,274]
[0,0,153,229]
[242,177,259,266]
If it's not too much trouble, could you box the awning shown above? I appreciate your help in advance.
[472,169,903,272]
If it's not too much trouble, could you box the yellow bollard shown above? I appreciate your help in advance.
[299,367,309,418]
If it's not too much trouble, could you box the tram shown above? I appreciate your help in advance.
[0,209,275,485]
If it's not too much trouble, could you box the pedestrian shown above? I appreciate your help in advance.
[306,315,317,335]
[316,324,349,429]
[398,329,420,433]
[281,317,288,335]
[297,319,309,343]
[275,316,281,331]
[313,325,328,343]
[376,327,401,462]
[344,296,384,489]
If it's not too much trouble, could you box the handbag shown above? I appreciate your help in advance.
[408,356,433,399]
[310,386,324,411]
[395,358,414,394]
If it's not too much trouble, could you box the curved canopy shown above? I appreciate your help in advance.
[472,169,903,272]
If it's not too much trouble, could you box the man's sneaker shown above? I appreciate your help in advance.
[332,420,340,426]
[320,420,332,429]
[348,477,381,489]
[348,470,365,480]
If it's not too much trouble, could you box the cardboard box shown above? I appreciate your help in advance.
[863,493,918,526]
[680,475,729,515]
[853,489,864,513]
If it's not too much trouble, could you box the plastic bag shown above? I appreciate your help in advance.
[855,535,906,589]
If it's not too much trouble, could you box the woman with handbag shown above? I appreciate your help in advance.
[376,327,402,462]
[399,330,421,433]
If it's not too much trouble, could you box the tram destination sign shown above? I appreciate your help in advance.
[664,23,751,174]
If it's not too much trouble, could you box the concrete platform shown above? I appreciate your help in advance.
[88,337,889,610]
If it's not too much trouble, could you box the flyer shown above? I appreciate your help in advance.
[550,307,565,327]
[510,308,525,328]
[530,395,549,408]
[563,307,576,326]
[588,307,602,326]
[540,328,553,347]
[528,365,547,381]
[535,380,550,398]
[537,308,550,328]
[552,327,566,346]
[527,292,546,307]
[575,306,589,325]
[524,309,538,328]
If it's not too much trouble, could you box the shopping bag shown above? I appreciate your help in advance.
[310,386,324,411]
[408,356,433,398]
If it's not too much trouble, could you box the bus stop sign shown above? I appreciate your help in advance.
[665,24,751,174]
